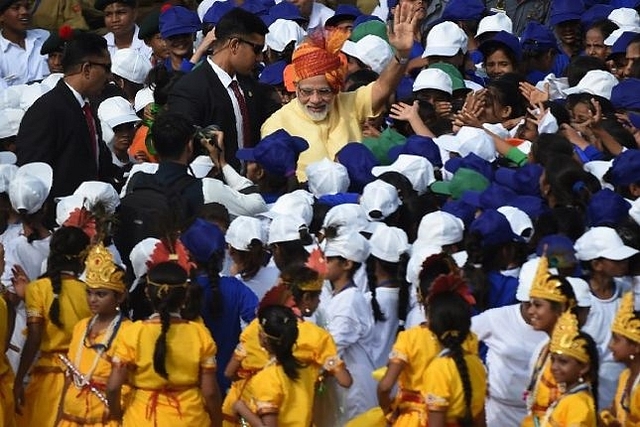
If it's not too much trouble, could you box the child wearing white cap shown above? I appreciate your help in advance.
[576,226,639,409]
[319,231,378,423]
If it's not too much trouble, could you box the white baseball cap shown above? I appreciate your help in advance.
[112,48,153,84]
[9,162,53,214]
[413,68,453,94]
[226,215,266,250]
[422,21,468,58]
[266,19,305,52]
[322,203,372,236]
[406,244,443,286]
[189,155,214,178]
[264,190,314,226]
[516,257,540,302]
[341,34,393,74]
[566,276,592,308]
[608,8,640,29]
[267,214,307,245]
[575,226,639,261]
[435,126,497,162]
[134,86,154,113]
[604,27,640,46]
[369,224,410,263]
[563,70,619,99]
[498,206,534,243]
[0,164,18,194]
[360,179,402,221]
[0,108,24,139]
[324,231,371,263]
[476,12,513,38]
[371,154,435,195]
[584,160,614,191]
[630,197,640,226]
[416,210,464,246]
[130,237,161,281]
[98,96,141,130]
[55,194,85,227]
[73,181,120,214]
[306,158,350,198]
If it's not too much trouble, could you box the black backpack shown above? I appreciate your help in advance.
[113,172,196,263]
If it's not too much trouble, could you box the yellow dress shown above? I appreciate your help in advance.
[17,277,91,427]
[424,352,487,426]
[57,315,131,427]
[387,325,479,427]
[0,295,16,427]
[223,318,344,427]
[522,345,560,427]
[540,389,596,427]
[601,368,640,426]
[112,318,217,427]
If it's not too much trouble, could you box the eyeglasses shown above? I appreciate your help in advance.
[87,61,111,73]
[297,87,335,99]
[236,38,264,55]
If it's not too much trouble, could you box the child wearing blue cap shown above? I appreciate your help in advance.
[548,0,585,77]
[520,22,558,85]
[159,5,212,73]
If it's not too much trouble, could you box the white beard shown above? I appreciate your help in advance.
[299,99,331,122]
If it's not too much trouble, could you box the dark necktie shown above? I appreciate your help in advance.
[229,80,252,148]
[82,102,98,167]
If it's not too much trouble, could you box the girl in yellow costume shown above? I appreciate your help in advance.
[13,226,92,427]
[233,305,310,426]
[378,254,478,427]
[541,311,599,427]
[56,243,130,426]
[106,261,223,427]
[223,261,352,427]
[1,289,16,427]
[422,274,486,427]
[522,255,580,427]
[601,291,640,427]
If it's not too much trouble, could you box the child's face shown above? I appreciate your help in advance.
[112,122,136,152]
[527,297,560,333]
[325,256,348,283]
[550,353,588,386]
[593,258,630,278]
[104,2,137,37]
[0,0,30,33]
[609,332,640,363]
[167,33,194,58]
[86,288,121,316]
[47,51,64,74]
[147,33,169,60]
[555,20,581,46]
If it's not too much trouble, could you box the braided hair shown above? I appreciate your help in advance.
[258,305,304,380]
[428,291,474,427]
[146,262,189,379]
[43,226,90,328]
[580,332,600,414]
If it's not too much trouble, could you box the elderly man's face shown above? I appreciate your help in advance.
[295,75,336,122]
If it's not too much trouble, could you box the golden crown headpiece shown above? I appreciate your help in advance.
[611,291,640,344]
[549,311,590,364]
[84,243,126,293]
[529,254,567,304]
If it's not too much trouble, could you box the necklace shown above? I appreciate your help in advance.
[524,344,550,414]
[540,383,590,427]
[72,312,123,390]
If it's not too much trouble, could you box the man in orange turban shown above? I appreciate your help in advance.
[261,2,418,181]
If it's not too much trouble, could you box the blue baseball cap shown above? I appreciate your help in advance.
[469,209,523,247]
[180,218,226,263]
[259,60,286,85]
[509,195,549,220]
[202,0,234,25]
[160,6,201,38]
[609,31,640,58]
[549,0,585,26]
[387,0,398,9]
[236,129,308,177]
[608,149,640,186]
[262,1,306,26]
[336,142,379,193]
[326,4,362,27]
[587,188,631,227]
[536,234,578,269]
[611,78,640,110]
[581,4,615,28]
[442,200,477,227]
[460,183,517,210]
[441,0,485,21]
[610,0,640,7]
[479,30,522,62]
[444,153,493,182]
[239,0,268,15]
[387,135,442,167]
[494,163,543,197]
[353,14,383,28]
[520,22,558,53]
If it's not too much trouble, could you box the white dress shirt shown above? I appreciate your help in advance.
[0,29,49,86]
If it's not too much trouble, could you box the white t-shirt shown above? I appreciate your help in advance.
[0,29,49,86]
[104,25,153,60]
[236,264,279,301]
[368,286,400,368]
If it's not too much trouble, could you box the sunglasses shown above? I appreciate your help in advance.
[236,38,264,55]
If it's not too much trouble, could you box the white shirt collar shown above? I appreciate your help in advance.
[64,81,86,107]
[0,29,45,53]
[104,25,142,49]
[207,57,237,88]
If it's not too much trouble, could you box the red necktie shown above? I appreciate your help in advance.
[82,102,98,168]
[229,80,252,148]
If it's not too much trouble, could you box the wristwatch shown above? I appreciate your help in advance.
[395,54,409,65]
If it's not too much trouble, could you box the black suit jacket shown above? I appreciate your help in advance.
[15,80,121,200]
[166,62,280,170]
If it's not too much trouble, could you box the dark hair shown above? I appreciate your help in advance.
[543,155,601,210]
[482,44,520,73]
[417,253,458,303]
[147,64,185,107]
[198,203,231,230]
[345,68,379,91]
[586,19,618,42]
[44,226,90,328]
[269,40,296,63]
[146,262,189,379]
[535,206,587,242]
[547,275,578,313]
[258,305,303,380]
[428,291,473,427]
[565,93,616,120]
[581,332,600,413]
[202,249,224,318]
[280,263,322,308]
[214,8,268,42]
[366,254,411,328]
[229,239,267,281]
[486,73,527,119]
[530,133,574,166]
[566,56,607,87]
[61,32,109,73]
[150,111,195,159]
